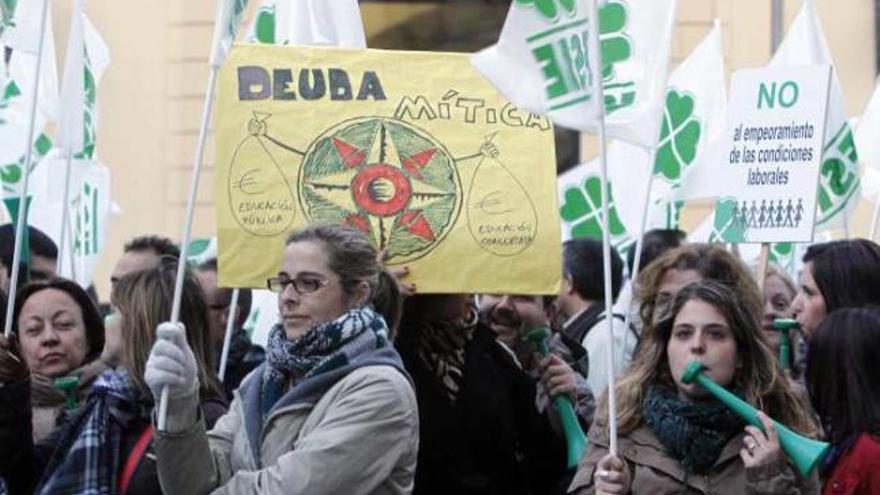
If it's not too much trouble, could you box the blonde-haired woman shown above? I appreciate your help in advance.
[570,280,819,494]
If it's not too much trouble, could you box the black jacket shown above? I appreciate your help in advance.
[397,323,569,495]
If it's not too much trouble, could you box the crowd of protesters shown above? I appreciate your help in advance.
[0,223,879,494]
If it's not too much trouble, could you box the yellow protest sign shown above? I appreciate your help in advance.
[216,44,561,294]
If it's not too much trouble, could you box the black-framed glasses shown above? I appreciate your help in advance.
[266,275,330,295]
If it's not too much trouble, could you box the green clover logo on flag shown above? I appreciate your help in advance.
[710,197,746,243]
[599,1,631,80]
[769,242,793,264]
[560,175,627,240]
[816,124,859,225]
[1,134,52,195]
[516,0,577,23]
[654,89,701,182]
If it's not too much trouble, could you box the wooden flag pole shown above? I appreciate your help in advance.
[587,0,618,456]
[756,242,771,291]
[3,0,51,337]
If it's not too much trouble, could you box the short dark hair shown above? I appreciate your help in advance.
[197,257,252,328]
[123,235,180,259]
[802,239,880,313]
[806,307,880,444]
[12,277,105,364]
[0,224,58,284]
[563,238,624,303]
[626,228,686,277]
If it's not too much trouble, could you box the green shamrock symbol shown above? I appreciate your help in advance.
[599,1,631,80]
[654,89,701,182]
[769,242,793,264]
[816,124,859,225]
[710,197,746,243]
[516,0,577,22]
[560,175,627,240]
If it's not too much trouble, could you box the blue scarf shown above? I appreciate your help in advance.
[36,368,152,495]
[261,307,389,419]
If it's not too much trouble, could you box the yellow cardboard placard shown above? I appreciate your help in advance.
[216,44,561,294]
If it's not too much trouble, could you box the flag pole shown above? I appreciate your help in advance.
[3,0,50,338]
[59,152,74,279]
[158,0,234,432]
[217,288,240,381]
[870,197,880,241]
[587,0,618,456]
[618,154,657,369]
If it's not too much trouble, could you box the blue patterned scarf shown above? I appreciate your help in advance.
[261,307,389,419]
[36,368,152,495]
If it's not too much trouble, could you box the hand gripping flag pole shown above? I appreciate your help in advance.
[158,0,243,432]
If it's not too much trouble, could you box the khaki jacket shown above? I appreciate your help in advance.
[155,363,419,495]
[569,420,819,494]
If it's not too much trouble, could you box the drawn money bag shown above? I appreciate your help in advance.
[227,113,297,237]
[466,144,538,257]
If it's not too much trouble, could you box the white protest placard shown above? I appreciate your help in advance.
[711,65,832,243]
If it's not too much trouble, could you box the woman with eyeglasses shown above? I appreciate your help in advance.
[144,223,419,495]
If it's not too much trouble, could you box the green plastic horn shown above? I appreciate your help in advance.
[681,361,828,476]
[53,376,81,411]
[772,319,799,371]
[524,326,588,469]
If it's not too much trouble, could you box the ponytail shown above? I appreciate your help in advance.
[373,268,402,338]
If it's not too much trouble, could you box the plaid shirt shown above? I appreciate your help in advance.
[36,369,151,495]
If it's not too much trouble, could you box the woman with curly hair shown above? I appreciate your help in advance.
[570,280,818,494]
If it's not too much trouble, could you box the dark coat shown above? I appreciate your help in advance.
[822,434,880,495]
[397,323,570,495]
[220,330,265,402]
[0,377,226,495]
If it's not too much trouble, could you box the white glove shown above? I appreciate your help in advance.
[145,322,198,401]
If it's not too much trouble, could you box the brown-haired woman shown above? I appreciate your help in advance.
[0,260,225,495]
[570,280,819,494]
[145,223,418,494]
[0,278,107,442]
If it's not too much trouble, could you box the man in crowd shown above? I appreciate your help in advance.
[196,258,265,400]
[0,224,58,291]
[554,238,630,396]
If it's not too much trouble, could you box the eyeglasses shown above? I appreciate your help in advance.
[266,275,330,295]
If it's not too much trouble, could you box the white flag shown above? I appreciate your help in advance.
[210,0,251,67]
[247,0,366,48]
[770,0,860,230]
[472,0,677,146]
[608,22,727,233]
[29,157,112,286]
[558,159,633,250]
[56,0,85,154]
[856,80,880,200]
[0,0,57,197]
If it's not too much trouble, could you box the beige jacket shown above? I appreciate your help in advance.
[155,364,419,495]
[569,420,820,494]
